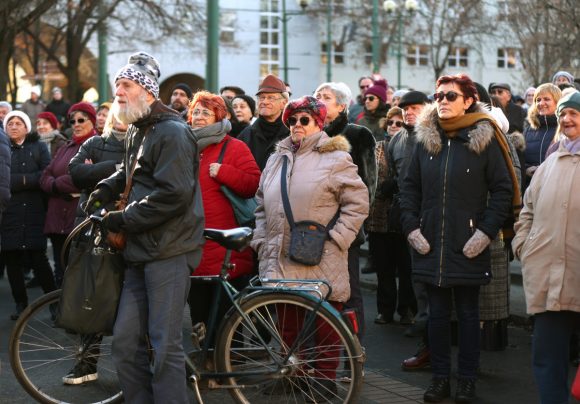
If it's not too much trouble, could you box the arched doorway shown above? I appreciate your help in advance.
[159,73,205,105]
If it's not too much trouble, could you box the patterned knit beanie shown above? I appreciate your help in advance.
[282,96,327,130]
[114,52,161,99]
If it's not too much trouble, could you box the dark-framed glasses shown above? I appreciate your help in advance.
[69,118,87,125]
[433,91,464,102]
[365,95,376,102]
[287,116,311,126]
[387,120,403,128]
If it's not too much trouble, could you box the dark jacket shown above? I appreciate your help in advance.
[523,114,558,169]
[99,100,204,265]
[387,124,419,194]
[400,104,513,287]
[45,99,71,127]
[1,132,50,251]
[39,130,67,158]
[355,102,389,142]
[324,111,377,203]
[238,115,289,171]
[0,129,11,229]
[69,132,125,224]
[505,101,526,134]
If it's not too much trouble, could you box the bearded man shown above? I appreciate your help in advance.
[85,52,204,403]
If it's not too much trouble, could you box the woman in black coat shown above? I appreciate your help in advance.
[400,74,514,402]
[1,111,56,320]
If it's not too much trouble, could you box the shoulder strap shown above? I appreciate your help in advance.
[280,155,295,228]
[217,138,231,164]
[120,129,148,205]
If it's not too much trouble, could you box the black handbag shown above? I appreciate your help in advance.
[281,155,339,266]
[217,139,258,227]
[54,218,125,335]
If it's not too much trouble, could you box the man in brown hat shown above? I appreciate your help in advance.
[238,74,289,170]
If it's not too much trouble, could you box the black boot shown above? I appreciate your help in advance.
[455,378,476,403]
[10,302,27,321]
[423,377,450,402]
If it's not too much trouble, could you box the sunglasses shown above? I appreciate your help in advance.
[387,120,403,128]
[287,116,311,126]
[365,96,376,102]
[433,91,465,102]
[359,85,370,90]
[69,118,88,125]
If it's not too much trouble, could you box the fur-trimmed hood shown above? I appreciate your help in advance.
[507,131,526,152]
[276,131,351,154]
[415,102,497,155]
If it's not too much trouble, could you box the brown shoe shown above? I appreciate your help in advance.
[401,346,430,371]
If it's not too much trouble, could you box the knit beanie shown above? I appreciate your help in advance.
[552,71,575,85]
[172,83,193,99]
[282,96,327,130]
[114,52,161,99]
[4,111,32,133]
[557,91,580,115]
[364,79,388,103]
[37,111,59,129]
[233,94,256,116]
[68,102,97,127]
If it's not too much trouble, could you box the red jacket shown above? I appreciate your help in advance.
[194,135,261,278]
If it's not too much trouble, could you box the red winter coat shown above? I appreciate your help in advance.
[194,135,260,278]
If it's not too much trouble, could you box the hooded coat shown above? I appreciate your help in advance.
[400,104,513,287]
[251,132,369,302]
[1,132,50,251]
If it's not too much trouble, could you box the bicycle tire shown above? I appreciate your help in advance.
[9,289,123,404]
[215,291,364,403]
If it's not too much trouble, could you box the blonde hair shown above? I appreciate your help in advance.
[526,83,562,129]
[380,106,403,130]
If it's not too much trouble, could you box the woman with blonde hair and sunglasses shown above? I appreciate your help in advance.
[400,74,517,403]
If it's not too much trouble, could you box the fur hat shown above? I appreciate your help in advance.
[233,94,256,116]
[68,102,97,127]
[557,91,580,115]
[4,111,32,133]
[282,96,327,130]
[256,74,286,95]
[398,91,429,109]
[552,71,575,85]
[114,52,161,99]
[37,111,59,129]
[172,83,193,99]
[364,79,388,103]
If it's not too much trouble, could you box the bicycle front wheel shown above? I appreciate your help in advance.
[215,291,364,403]
[9,290,123,404]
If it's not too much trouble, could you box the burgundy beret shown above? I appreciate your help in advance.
[68,102,97,127]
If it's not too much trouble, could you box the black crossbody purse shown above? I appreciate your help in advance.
[281,155,339,266]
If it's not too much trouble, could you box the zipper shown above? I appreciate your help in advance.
[439,139,451,287]
[469,219,474,235]
[538,115,549,164]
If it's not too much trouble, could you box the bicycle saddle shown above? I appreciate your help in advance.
[203,227,253,251]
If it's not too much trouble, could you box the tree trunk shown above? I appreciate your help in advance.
[0,33,15,101]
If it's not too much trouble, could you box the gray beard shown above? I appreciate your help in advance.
[113,95,151,125]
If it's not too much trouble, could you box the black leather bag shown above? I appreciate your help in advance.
[281,156,339,266]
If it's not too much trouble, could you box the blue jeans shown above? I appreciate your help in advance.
[426,284,480,380]
[532,311,580,404]
[112,253,191,404]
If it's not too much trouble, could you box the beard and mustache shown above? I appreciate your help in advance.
[112,91,151,125]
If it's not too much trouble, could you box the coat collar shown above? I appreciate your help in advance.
[415,102,496,155]
[276,131,351,154]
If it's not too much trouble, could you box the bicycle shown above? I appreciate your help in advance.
[9,222,365,404]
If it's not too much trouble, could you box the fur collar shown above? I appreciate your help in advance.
[415,103,496,155]
[276,132,351,154]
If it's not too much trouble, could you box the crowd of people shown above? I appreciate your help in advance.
[0,51,579,403]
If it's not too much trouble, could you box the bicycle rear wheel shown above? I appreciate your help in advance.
[215,291,364,403]
[9,290,122,404]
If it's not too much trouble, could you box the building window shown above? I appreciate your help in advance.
[259,0,281,76]
[364,42,372,66]
[448,47,468,67]
[334,42,344,64]
[407,44,429,66]
[497,48,520,69]
[220,12,236,44]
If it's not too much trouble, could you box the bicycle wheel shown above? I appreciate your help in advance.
[215,291,364,403]
[9,290,123,404]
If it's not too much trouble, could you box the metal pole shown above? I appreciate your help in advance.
[372,0,379,73]
[282,0,289,82]
[397,13,402,89]
[97,4,108,104]
[326,3,332,82]
[206,0,219,92]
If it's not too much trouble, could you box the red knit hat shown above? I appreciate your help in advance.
[282,96,327,130]
[37,111,59,129]
[364,79,388,103]
[68,102,97,127]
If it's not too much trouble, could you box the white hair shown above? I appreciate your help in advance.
[314,82,352,111]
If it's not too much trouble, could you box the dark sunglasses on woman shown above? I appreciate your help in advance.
[69,118,87,125]
[387,120,403,128]
[365,96,376,102]
[433,91,464,102]
[287,116,311,126]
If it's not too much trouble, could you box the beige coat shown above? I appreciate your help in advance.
[251,132,369,302]
[513,141,580,314]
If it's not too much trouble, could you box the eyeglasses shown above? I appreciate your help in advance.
[6,121,24,128]
[433,91,465,103]
[365,96,376,102]
[387,120,403,128]
[191,109,215,118]
[258,95,282,103]
[287,116,311,126]
[69,118,88,125]
[359,85,370,90]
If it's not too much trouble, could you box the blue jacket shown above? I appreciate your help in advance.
[523,114,558,169]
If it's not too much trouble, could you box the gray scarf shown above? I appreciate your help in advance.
[191,119,231,151]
